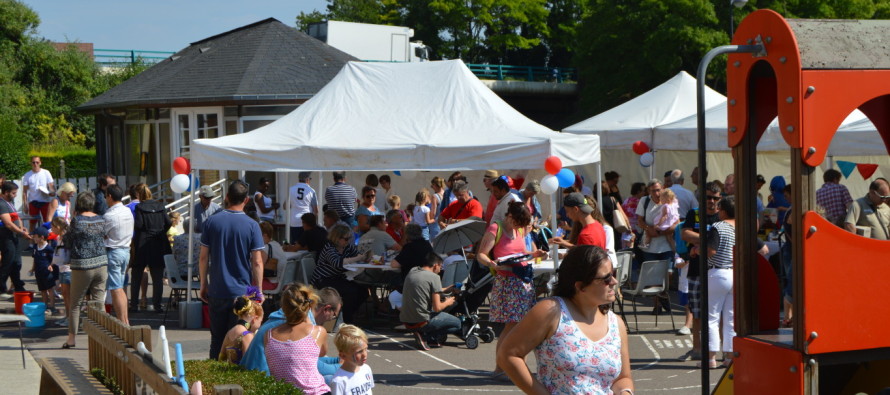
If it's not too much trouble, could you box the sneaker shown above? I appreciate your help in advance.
[153,305,164,314]
[145,305,155,312]
[677,326,691,335]
[413,331,430,351]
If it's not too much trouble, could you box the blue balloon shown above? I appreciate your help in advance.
[186,175,199,192]
[393,171,402,176]
[556,168,575,188]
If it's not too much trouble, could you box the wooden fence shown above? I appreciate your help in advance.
[84,301,188,395]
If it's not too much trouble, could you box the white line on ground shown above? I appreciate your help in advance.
[674,340,684,348]
[653,339,664,348]
[637,336,661,371]
[366,329,488,374]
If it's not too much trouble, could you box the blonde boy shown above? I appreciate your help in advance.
[330,324,374,395]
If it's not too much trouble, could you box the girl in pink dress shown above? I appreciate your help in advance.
[265,284,331,395]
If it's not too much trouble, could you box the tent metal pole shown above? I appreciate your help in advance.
[285,172,292,243]
[186,168,197,303]
[696,43,763,394]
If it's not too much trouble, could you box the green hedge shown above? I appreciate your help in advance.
[29,148,96,179]
[182,359,299,395]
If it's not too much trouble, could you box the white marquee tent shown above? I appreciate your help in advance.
[562,71,726,148]
[191,60,600,172]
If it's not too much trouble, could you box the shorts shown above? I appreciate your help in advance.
[59,271,71,285]
[106,248,130,290]
[35,268,55,291]
[28,201,51,223]
[687,277,701,318]
[678,291,689,306]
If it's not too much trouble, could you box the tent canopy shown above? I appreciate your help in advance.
[562,71,725,148]
[191,60,600,171]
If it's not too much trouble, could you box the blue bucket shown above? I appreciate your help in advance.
[23,302,46,327]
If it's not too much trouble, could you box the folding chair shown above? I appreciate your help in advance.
[162,254,200,325]
[613,250,633,328]
[621,259,675,332]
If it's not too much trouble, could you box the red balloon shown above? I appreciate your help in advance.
[173,157,191,175]
[632,141,650,155]
[544,156,562,175]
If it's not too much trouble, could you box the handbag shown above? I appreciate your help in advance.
[611,197,631,234]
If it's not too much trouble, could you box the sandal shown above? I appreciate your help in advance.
[61,343,75,349]
[696,359,719,369]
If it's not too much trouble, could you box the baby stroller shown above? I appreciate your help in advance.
[433,220,498,349]
[435,259,497,349]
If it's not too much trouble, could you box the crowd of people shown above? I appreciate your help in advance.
[4,156,885,393]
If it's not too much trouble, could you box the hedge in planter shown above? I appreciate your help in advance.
[182,359,299,395]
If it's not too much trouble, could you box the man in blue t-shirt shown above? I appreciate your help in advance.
[199,180,265,360]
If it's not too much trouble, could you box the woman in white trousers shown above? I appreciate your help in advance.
[703,196,736,369]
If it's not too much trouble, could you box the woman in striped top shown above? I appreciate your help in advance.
[311,224,371,324]
[703,196,736,368]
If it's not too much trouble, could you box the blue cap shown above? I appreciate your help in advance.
[32,226,49,238]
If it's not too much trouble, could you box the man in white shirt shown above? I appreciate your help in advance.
[288,172,318,243]
[489,176,521,225]
[22,156,55,230]
[668,169,698,221]
[103,184,134,325]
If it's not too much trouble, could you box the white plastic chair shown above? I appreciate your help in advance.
[162,254,200,325]
[613,250,633,328]
[298,253,317,285]
[263,260,299,299]
[621,259,675,332]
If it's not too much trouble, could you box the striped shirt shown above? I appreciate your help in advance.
[311,241,359,284]
[707,221,735,269]
[324,183,357,219]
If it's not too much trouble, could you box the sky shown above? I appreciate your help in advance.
[20,0,328,51]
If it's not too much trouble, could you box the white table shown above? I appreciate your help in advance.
[0,314,30,368]
[343,263,398,281]
[283,250,309,262]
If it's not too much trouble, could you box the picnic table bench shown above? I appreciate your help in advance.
[38,357,113,395]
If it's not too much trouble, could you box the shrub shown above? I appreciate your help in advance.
[181,359,299,395]
[91,368,124,395]
[0,115,30,178]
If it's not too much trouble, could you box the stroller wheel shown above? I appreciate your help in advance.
[480,327,496,343]
[466,335,480,349]
[435,333,448,346]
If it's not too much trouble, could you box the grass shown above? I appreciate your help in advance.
[181,359,300,395]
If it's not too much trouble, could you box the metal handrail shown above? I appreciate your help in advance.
[121,177,173,204]
[94,48,175,65]
[165,178,227,221]
[465,63,577,83]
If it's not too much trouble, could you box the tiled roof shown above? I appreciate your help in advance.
[78,18,358,111]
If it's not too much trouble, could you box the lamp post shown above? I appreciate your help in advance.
[729,0,749,39]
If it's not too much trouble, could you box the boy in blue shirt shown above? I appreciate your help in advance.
[30,226,56,314]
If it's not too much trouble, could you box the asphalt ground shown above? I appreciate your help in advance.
[1,253,725,394]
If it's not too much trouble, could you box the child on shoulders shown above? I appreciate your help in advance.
[331,324,374,395]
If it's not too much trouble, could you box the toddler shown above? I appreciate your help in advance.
[30,226,56,314]
[167,211,183,245]
[218,294,263,364]
[641,189,683,264]
[412,190,434,240]
[331,325,374,395]
[50,218,71,325]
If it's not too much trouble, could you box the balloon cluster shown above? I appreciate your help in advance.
[540,156,574,194]
[170,157,197,193]
[632,141,654,167]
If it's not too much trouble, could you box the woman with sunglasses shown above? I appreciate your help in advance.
[311,224,372,324]
[355,186,383,235]
[702,196,737,369]
[497,245,634,394]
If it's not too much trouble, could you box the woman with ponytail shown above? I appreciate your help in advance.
[218,293,264,364]
[265,283,331,394]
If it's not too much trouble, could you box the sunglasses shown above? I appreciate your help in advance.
[706,196,721,201]
[874,191,890,200]
[365,194,376,198]
[595,269,617,284]
[31,161,40,164]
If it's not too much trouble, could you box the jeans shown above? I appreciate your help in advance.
[421,311,461,341]
[106,248,130,290]
[0,236,24,292]
[707,268,735,353]
[209,296,239,360]
[428,221,441,240]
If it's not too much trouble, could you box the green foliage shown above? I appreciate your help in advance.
[0,114,29,178]
[182,359,299,395]
[90,368,124,395]
[296,0,550,64]
[0,0,149,151]
[30,147,96,179]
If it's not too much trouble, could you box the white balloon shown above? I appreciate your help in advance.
[639,152,655,167]
[540,175,559,194]
[170,174,190,193]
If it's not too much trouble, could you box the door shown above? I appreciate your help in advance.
[172,107,224,188]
